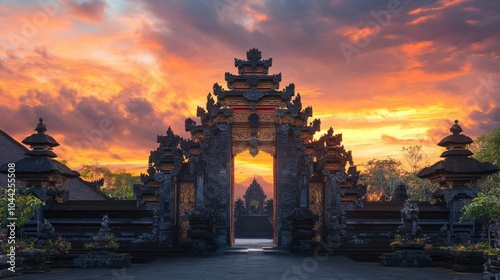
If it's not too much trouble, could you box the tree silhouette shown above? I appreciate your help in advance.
[235,198,245,217]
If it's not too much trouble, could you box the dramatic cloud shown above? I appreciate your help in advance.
[68,0,108,22]
[0,0,498,188]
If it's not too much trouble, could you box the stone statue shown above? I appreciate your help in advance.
[37,219,55,240]
[100,214,110,233]
[396,201,422,240]
[438,224,451,246]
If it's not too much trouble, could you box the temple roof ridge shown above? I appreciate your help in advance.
[437,120,473,148]
[417,119,499,181]
[0,118,80,183]
[234,48,273,74]
[22,118,59,158]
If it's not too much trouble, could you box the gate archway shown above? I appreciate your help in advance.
[185,48,321,248]
[134,49,365,251]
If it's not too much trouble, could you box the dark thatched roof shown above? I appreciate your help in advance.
[417,157,499,178]
[0,157,80,177]
[22,118,59,147]
[437,134,473,147]
[0,129,107,200]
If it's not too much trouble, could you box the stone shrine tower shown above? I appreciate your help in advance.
[418,120,499,236]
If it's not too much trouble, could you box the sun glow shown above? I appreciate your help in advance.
[234,151,274,200]
[0,0,495,180]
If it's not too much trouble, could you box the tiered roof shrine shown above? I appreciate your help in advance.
[418,120,499,237]
[0,118,79,203]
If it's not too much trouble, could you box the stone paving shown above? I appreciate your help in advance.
[16,252,481,280]
[13,238,481,280]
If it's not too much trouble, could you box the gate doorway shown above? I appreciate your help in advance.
[232,151,275,247]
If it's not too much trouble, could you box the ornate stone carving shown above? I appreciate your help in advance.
[334,172,347,183]
[186,122,232,252]
[206,93,220,117]
[248,138,261,157]
[281,83,295,100]
[243,87,264,102]
[290,207,318,253]
[380,202,431,267]
[246,48,262,67]
[221,99,283,107]
[275,124,304,248]
[232,145,275,156]
[157,127,181,148]
[247,77,260,87]
[260,146,275,156]
[232,112,276,122]
[37,219,55,240]
[397,201,422,239]
[310,119,321,131]
[248,113,259,128]
[225,72,235,83]
[178,183,195,243]
[272,73,282,83]
[234,48,272,74]
[213,82,225,98]
[233,82,251,89]
[232,129,275,141]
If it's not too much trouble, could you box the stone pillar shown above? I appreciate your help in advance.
[325,171,346,247]
[276,124,302,248]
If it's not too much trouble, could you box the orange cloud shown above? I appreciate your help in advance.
[0,0,497,181]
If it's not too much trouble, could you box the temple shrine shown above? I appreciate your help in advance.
[0,49,498,265]
[0,118,80,204]
[417,120,499,237]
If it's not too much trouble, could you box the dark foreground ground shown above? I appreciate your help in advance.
[15,252,480,280]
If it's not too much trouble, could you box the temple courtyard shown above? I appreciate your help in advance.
[17,252,480,280]
[1,49,499,279]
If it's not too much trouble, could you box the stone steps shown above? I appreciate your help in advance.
[234,215,273,239]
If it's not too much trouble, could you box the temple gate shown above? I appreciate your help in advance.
[134,49,365,251]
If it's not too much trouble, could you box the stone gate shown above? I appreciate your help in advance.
[134,48,365,251]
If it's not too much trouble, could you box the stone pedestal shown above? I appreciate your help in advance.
[188,211,213,253]
[213,226,228,254]
[484,257,500,279]
[380,244,432,267]
[0,254,18,278]
[74,215,132,269]
[74,249,131,269]
[291,208,317,254]
[18,249,53,273]
[451,251,484,273]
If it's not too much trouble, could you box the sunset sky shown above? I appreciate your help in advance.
[0,0,498,199]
